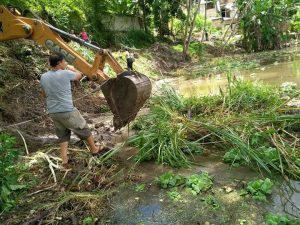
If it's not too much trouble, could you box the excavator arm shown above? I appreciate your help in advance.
[0,5,152,129]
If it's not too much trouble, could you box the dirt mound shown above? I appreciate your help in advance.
[150,43,187,74]
[0,40,109,149]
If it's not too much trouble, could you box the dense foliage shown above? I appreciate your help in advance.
[236,0,299,52]
[0,134,26,212]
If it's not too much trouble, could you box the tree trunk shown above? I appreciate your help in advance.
[183,0,192,57]
[183,0,201,58]
[201,1,207,42]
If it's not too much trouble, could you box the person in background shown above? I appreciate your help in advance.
[70,29,76,37]
[40,53,108,170]
[79,28,89,42]
[125,48,134,71]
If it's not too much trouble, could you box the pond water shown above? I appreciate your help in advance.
[270,179,300,218]
[159,58,300,97]
[109,149,300,224]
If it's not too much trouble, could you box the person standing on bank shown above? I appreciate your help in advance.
[40,53,106,170]
[79,27,89,42]
[125,49,134,71]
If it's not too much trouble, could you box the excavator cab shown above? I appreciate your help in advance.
[0,5,152,130]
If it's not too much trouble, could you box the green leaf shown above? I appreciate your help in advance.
[9,184,27,191]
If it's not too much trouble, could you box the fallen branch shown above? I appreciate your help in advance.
[16,129,29,155]
[22,210,51,225]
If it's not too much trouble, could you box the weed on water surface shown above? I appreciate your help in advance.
[157,171,213,196]
[201,195,220,210]
[156,172,185,189]
[240,178,273,201]
[185,172,213,195]
[135,184,145,192]
[265,213,300,225]
[167,189,182,202]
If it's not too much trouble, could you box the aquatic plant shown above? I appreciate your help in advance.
[224,76,283,112]
[156,171,213,196]
[185,172,213,195]
[167,189,181,201]
[156,172,185,189]
[201,195,220,210]
[241,178,273,201]
[265,213,300,225]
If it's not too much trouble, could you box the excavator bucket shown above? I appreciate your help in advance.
[101,71,152,130]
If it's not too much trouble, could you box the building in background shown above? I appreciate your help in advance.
[199,0,238,29]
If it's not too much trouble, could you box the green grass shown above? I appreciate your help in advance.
[131,75,300,178]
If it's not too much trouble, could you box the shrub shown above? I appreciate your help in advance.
[0,133,26,211]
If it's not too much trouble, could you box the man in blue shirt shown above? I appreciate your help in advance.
[41,53,104,169]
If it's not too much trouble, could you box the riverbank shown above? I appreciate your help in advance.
[1,41,300,224]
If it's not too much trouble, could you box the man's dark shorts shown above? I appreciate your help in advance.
[49,109,91,143]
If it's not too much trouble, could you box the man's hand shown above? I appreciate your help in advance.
[34,79,40,85]
[66,65,82,80]
[66,65,76,71]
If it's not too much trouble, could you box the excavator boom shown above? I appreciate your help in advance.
[0,5,151,129]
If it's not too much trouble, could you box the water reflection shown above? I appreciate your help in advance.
[167,59,300,97]
[271,180,300,218]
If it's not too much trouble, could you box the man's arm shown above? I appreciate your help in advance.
[66,65,82,80]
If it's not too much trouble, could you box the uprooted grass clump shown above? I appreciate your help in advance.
[130,75,300,178]
[128,86,202,167]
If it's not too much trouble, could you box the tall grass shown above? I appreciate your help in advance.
[130,76,300,178]
[129,87,201,167]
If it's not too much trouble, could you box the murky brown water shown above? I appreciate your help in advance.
[162,58,300,97]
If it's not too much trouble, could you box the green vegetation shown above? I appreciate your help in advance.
[135,183,145,192]
[129,87,202,167]
[132,77,300,178]
[185,172,213,195]
[156,171,213,195]
[173,42,205,59]
[265,213,300,225]
[167,189,181,201]
[201,195,220,210]
[241,178,273,201]
[156,172,185,189]
[236,0,298,52]
[82,216,94,225]
[185,58,259,77]
[0,134,26,212]
[291,9,300,32]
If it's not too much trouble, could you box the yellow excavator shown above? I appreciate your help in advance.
[0,5,152,130]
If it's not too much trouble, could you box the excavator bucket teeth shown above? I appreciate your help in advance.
[101,71,152,130]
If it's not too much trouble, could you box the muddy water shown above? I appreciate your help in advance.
[162,58,300,97]
[270,179,300,218]
[109,150,300,225]
[109,150,266,225]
